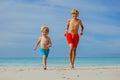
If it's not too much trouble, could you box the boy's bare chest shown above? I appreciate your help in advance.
[41,37,49,43]
[70,20,79,27]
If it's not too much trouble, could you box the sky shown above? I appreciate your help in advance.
[0,0,120,58]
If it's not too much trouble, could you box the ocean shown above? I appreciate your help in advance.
[0,57,120,67]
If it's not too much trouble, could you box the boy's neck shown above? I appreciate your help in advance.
[42,35,47,37]
[72,17,77,20]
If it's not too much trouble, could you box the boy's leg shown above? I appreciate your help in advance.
[72,48,76,68]
[43,55,47,70]
[71,34,79,68]
[68,44,74,69]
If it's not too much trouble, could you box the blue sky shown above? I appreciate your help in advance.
[0,0,120,57]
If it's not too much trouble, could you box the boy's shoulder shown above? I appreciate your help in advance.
[77,18,82,23]
[67,19,71,22]
[38,36,42,39]
[47,36,51,39]
[76,18,81,21]
[67,18,72,24]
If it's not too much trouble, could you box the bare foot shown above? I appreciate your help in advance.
[43,64,47,70]
[44,67,46,70]
[69,63,72,69]
[69,63,74,69]
[71,64,74,69]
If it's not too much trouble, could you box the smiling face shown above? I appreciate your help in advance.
[41,26,49,36]
[72,13,78,19]
[42,29,48,36]
[71,9,79,19]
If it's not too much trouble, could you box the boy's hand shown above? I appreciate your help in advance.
[34,48,36,51]
[80,32,83,36]
[64,31,68,36]
[47,44,52,48]
[64,33,67,36]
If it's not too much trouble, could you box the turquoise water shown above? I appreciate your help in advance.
[0,57,120,67]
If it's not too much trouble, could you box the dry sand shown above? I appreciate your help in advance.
[0,66,120,80]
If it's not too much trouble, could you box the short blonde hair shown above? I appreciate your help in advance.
[71,9,79,15]
[40,26,49,33]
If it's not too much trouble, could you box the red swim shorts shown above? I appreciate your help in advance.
[66,33,79,48]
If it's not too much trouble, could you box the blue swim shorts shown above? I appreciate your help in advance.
[40,48,49,57]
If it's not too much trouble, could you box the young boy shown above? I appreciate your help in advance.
[34,26,52,70]
[64,9,84,69]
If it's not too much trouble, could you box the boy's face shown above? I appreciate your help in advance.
[42,29,48,36]
[72,13,78,19]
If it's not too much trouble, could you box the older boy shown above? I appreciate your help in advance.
[64,9,84,69]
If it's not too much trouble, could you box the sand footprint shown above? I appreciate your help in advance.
[77,75,80,77]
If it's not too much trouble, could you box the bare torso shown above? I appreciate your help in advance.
[40,36,51,49]
[69,18,81,34]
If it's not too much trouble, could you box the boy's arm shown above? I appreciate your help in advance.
[64,19,70,36]
[47,37,52,48]
[66,20,70,32]
[79,20,84,35]
[34,37,41,51]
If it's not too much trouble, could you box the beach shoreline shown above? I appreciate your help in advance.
[0,66,120,80]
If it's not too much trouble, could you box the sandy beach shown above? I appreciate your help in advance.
[0,66,120,80]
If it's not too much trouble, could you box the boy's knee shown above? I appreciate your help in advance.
[69,44,73,48]
[70,46,74,51]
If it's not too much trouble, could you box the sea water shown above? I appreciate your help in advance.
[0,57,120,67]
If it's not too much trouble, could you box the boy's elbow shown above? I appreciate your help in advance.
[82,25,84,30]
[50,43,52,47]
[50,44,52,47]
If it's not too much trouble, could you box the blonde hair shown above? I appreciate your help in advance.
[40,26,49,33]
[71,9,79,15]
